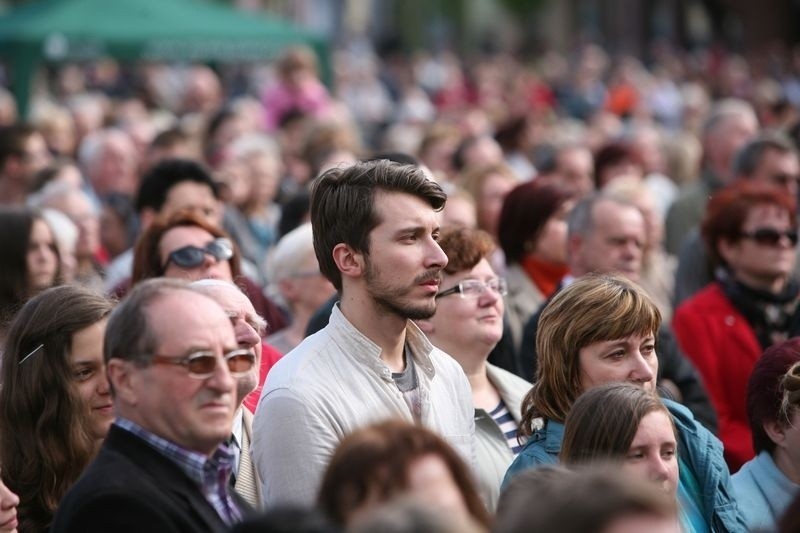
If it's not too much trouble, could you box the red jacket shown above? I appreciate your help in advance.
[672,282,759,472]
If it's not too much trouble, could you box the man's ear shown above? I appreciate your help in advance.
[107,359,139,406]
[278,278,298,301]
[332,243,364,281]
[416,318,434,334]
[567,233,582,262]
[763,419,787,447]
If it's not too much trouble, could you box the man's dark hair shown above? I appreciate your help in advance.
[134,158,219,214]
[310,160,446,291]
[0,124,38,170]
[149,127,190,152]
[733,131,797,178]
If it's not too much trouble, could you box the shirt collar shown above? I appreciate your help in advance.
[328,304,436,380]
[114,417,236,485]
[230,408,243,450]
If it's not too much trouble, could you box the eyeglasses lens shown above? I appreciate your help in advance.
[752,228,799,246]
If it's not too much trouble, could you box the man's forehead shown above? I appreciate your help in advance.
[149,290,234,338]
[373,190,438,227]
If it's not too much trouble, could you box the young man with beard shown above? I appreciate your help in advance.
[252,160,475,505]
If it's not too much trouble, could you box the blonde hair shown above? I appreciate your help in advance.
[780,362,800,420]
[519,274,661,434]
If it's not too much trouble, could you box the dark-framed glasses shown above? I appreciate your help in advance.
[150,348,255,379]
[740,228,799,247]
[436,277,508,299]
[163,238,234,270]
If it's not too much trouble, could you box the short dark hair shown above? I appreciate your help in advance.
[733,131,797,177]
[149,127,190,152]
[593,141,643,189]
[135,158,219,214]
[747,338,800,455]
[310,160,446,291]
[0,123,38,169]
[701,181,797,268]
[498,180,575,265]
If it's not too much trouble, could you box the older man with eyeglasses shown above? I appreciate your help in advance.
[52,278,253,532]
[416,226,530,512]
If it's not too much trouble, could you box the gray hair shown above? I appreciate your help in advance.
[77,128,132,171]
[567,192,639,239]
[702,98,756,139]
[27,181,99,216]
[269,222,316,283]
[190,278,267,334]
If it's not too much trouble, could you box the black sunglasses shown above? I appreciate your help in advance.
[163,238,234,270]
[740,228,799,247]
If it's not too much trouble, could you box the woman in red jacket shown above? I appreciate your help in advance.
[673,180,800,472]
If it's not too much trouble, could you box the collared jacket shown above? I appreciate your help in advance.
[51,425,251,533]
[672,282,759,470]
[503,264,546,356]
[252,305,475,506]
[474,364,531,511]
[502,400,746,533]
[732,451,800,532]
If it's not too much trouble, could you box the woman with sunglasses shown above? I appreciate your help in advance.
[673,180,800,472]
[131,210,287,334]
[0,284,113,532]
[417,227,531,511]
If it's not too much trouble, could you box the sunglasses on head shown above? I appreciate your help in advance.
[740,228,799,247]
[164,237,234,270]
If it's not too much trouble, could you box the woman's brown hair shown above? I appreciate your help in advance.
[0,284,113,532]
[560,383,675,465]
[317,419,490,528]
[519,274,661,435]
[131,209,242,284]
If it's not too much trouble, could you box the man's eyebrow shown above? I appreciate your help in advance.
[247,312,267,334]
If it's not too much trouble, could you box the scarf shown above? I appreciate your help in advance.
[717,268,800,350]
[521,255,569,298]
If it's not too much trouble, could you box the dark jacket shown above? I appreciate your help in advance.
[51,425,250,533]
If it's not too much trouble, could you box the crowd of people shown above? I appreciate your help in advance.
[2,38,800,532]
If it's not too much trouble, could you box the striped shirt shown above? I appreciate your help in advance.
[115,418,242,526]
[489,400,524,455]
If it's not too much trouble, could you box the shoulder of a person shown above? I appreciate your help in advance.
[674,283,729,317]
[663,398,710,443]
[486,363,532,393]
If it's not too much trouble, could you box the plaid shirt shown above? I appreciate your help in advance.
[115,418,242,526]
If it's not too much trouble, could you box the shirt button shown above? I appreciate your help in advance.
[724,315,735,326]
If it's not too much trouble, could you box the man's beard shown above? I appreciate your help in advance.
[364,258,440,320]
